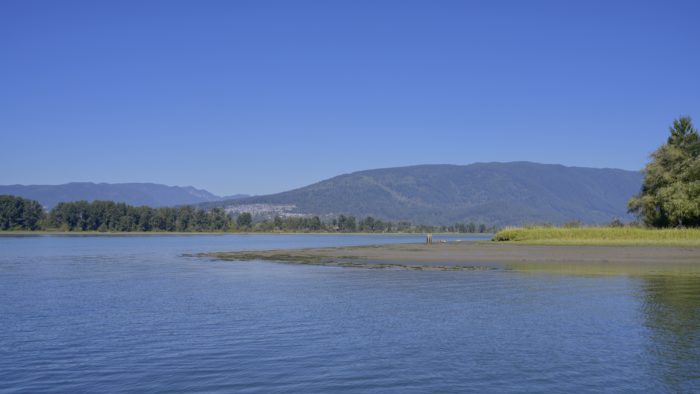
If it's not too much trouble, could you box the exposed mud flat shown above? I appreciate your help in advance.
[199,241,700,272]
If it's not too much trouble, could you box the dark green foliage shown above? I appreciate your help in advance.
[609,218,625,228]
[268,216,323,232]
[629,116,700,227]
[236,212,252,228]
[336,215,357,232]
[253,214,495,233]
[0,196,496,233]
[0,195,45,230]
[48,200,233,232]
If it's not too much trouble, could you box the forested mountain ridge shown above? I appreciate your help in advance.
[211,162,643,226]
[0,182,248,209]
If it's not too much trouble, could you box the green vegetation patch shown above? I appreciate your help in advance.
[493,227,700,246]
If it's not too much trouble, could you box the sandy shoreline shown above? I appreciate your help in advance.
[200,241,700,272]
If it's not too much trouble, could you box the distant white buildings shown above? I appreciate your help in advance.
[224,204,308,218]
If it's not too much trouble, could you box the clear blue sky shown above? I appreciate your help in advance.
[2,1,699,195]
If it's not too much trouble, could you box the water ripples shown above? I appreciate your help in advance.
[1,235,699,392]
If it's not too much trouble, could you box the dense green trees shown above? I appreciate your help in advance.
[0,195,497,233]
[253,214,495,233]
[336,215,357,232]
[0,195,45,230]
[236,212,253,229]
[629,116,700,227]
[49,200,233,231]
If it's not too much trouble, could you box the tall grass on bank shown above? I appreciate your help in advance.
[492,226,700,246]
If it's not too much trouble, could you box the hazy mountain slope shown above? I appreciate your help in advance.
[215,162,643,226]
[0,183,247,209]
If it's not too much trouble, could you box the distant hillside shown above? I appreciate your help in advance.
[211,162,643,226]
[0,183,248,209]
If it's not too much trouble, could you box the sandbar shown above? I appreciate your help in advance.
[200,241,700,273]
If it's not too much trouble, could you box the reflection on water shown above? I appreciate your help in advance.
[511,261,700,392]
[641,275,700,391]
[1,235,699,393]
[507,262,700,277]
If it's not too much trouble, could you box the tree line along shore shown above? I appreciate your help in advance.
[0,196,496,234]
[3,194,699,247]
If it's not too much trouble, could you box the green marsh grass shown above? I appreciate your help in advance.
[492,227,700,247]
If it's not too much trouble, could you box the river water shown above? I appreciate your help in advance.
[1,234,699,393]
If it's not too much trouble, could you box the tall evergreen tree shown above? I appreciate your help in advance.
[629,116,700,227]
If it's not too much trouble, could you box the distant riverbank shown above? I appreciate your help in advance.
[0,231,488,237]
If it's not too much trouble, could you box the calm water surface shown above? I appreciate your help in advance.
[1,234,699,393]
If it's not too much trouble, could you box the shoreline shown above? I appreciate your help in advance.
[200,241,700,273]
[0,231,489,237]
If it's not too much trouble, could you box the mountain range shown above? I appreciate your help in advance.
[206,162,643,226]
[2,162,644,225]
[0,182,248,209]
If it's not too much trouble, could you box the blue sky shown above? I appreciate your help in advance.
[2,1,699,195]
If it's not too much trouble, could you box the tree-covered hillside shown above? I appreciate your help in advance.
[213,162,643,226]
